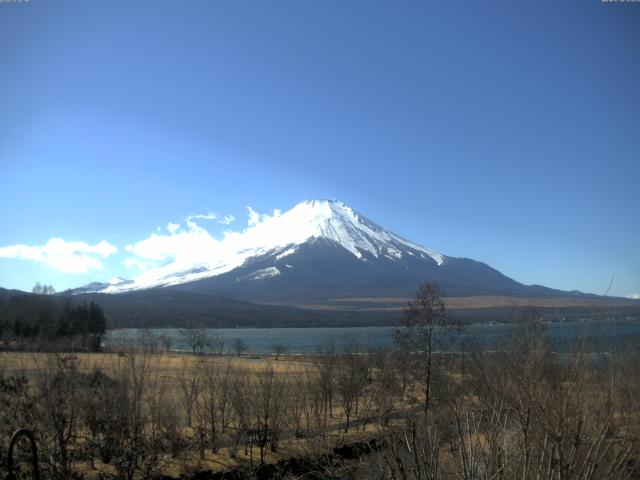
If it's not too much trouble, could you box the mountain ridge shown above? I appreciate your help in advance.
[71,199,622,309]
[76,199,447,294]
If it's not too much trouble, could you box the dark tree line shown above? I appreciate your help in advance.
[0,284,106,351]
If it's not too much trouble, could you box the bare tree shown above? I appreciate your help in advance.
[211,333,225,356]
[33,354,81,479]
[288,372,310,439]
[272,343,287,361]
[232,338,248,357]
[314,341,338,428]
[177,358,201,428]
[369,347,402,427]
[75,347,160,480]
[463,314,639,480]
[159,335,172,354]
[373,412,442,480]
[0,370,34,475]
[180,324,211,354]
[335,342,370,433]
[229,371,251,458]
[153,389,188,459]
[216,357,234,433]
[195,356,223,453]
[252,365,287,462]
[393,283,447,413]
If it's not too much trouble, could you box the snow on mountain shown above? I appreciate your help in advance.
[73,276,134,294]
[93,199,444,294]
[241,266,281,281]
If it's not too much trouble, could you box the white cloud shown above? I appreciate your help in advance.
[188,211,217,221]
[123,258,156,271]
[122,207,284,279]
[124,208,242,272]
[185,211,234,225]
[247,206,280,226]
[247,207,261,227]
[0,238,117,273]
[628,293,640,300]
[125,221,220,262]
[160,211,237,230]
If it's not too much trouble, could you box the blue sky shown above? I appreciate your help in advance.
[0,0,639,298]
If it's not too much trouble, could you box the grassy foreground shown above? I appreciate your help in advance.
[1,320,639,480]
[0,348,398,479]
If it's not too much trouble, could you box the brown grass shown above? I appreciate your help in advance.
[0,351,390,478]
[324,295,637,309]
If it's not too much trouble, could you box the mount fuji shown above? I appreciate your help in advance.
[76,200,586,304]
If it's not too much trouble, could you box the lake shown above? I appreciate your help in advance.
[104,318,640,355]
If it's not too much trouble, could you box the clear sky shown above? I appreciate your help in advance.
[0,0,639,298]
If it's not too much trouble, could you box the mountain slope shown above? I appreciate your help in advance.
[76,199,603,305]
[76,200,445,294]
[73,289,394,328]
[168,238,573,303]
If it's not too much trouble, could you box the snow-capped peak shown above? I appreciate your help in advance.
[94,199,444,293]
[281,199,444,264]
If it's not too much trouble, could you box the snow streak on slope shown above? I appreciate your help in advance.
[94,200,444,293]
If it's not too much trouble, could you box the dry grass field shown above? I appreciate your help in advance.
[0,351,311,379]
[1,317,639,480]
[327,295,640,309]
[0,349,399,479]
